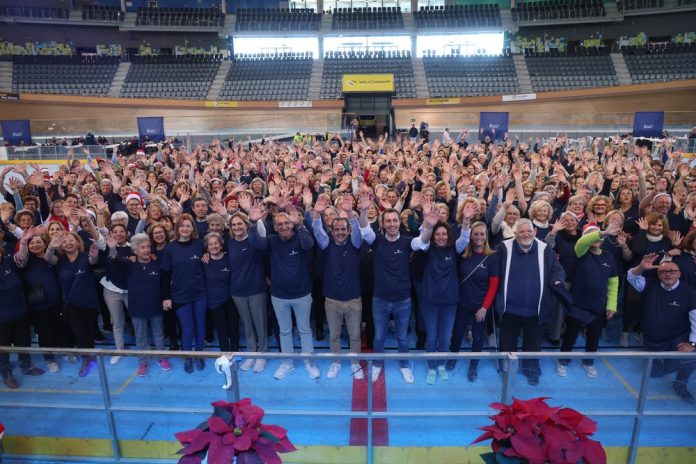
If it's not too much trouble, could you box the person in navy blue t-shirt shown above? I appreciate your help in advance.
[248,202,318,381]
[160,214,207,374]
[202,232,239,353]
[45,230,101,378]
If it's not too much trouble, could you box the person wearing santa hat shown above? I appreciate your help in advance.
[124,193,145,236]
[557,222,620,379]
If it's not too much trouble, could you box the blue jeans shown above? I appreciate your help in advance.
[271,293,313,363]
[175,298,207,352]
[373,297,411,368]
[422,301,457,369]
[132,316,165,365]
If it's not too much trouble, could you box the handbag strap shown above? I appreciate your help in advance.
[459,254,490,286]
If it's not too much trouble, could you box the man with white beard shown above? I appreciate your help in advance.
[495,218,567,386]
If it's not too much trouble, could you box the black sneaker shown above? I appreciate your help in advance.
[184,359,193,374]
[94,332,106,343]
[548,338,561,347]
[315,327,324,342]
[445,359,457,371]
[196,358,205,371]
[673,381,696,404]
[467,365,477,382]
[527,373,540,386]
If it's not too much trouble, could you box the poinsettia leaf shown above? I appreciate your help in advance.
[236,450,263,464]
[580,438,607,464]
[178,455,204,464]
[180,431,216,455]
[472,430,495,444]
[175,429,202,445]
[208,416,233,435]
[205,436,226,464]
[480,451,498,464]
[489,402,508,411]
[495,449,527,464]
[260,430,281,443]
[234,432,253,451]
[254,442,283,464]
[211,400,232,409]
[276,436,297,453]
[261,424,288,440]
[214,406,234,426]
[510,432,545,462]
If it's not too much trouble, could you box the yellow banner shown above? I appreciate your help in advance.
[204,101,238,108]
[426,98,461,105]
[342,74,394,93]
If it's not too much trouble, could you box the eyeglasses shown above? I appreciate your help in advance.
[658,270,680,274]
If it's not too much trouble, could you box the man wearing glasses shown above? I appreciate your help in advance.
[627,253,696,404]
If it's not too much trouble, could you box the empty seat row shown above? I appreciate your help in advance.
[235,8,321,32]
[331,7,403,31]
[0,5,69,19]
[414,4,501,28]
[512,0,604,22]
[82,5,124,22]
[136,7,224,27]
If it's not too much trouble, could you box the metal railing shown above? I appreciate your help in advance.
[0,347,695,464]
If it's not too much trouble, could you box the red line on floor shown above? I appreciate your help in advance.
[350,335,389,446]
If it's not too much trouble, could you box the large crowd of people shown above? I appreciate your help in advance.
[0,129,694,403]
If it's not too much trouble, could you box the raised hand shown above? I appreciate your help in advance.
[462,203,476,222]
[286,206,301,226]
[7,176,23,192]
[358,191,372,211]
[670,230,683,246]
[313,196,328,215]
[105,232,117,249]
[639,253,659,272]
[603,219,621,237]
[238,192,252,212]
[636,217,648,231]
[422,201,439,227]
[409,191,422,209]
[249,201,265,222]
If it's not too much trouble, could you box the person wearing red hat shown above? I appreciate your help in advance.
[557,221,620,379]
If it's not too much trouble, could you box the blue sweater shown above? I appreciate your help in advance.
[249,225,314,299]
[0,253,28,322]
[458,251,499,310]
[322,239,362,301]
[506,243,542,317]
[101,245,134,290]
[227,236,267,297]
[571,250,618,314]
[372,234,412,302]
[160,239,207,305]
[21,255,62,312]
[203,255,232,308]
[56,252,99,309]
[418,245,459,305]
[641,280,696,348]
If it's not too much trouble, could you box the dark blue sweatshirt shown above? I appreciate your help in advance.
[121,258,163,318]
[203,255,232,308]
[571,250,618,314]
[101,245,134,290]
[418,245,459,305]
[322,239,361,301]
[227,236,267,297]
[160,239,206,305]
[372,234,412,302]
[458,251,500,310]
[0,253,27,322]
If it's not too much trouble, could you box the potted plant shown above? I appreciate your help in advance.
[175,398,296,464]
[473,397,606,464]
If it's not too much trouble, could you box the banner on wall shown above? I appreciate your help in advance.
[479,112,509,141]
[137,117,165,142]
[0,119,32,145]
[341,74,394,93]
[633,112,664,138]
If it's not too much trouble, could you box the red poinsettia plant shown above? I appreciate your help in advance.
[174,398,296,464]
[473,397,606,464]
[0,421,5,440]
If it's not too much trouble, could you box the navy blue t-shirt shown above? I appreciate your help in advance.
[0,253,28,322]
[227,237,266,297]
[458,251,499,310]
[56,252,99,309]
[322,240,361,301]
[571,250,618,314]
[505,242,541,317]
[419,245,459,305]
[371,234,412,302]
[121,258,164,318]
[160,239,206,305]
[203,255,232,308]
[101,245,134,290]
[21,254,62,312]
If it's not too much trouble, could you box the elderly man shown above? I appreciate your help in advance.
[495,218,566,386]
[627,253,696,404]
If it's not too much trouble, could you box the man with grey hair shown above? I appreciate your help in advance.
[494,218,567,386]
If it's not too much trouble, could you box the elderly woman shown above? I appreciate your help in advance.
[111,233,171,377]
[529,200,553,241]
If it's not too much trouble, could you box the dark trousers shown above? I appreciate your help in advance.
[311,278,326,335]
[623,285,642,332]
[560,313,604,366]
[0,313,33,378]
[450,305,488,367]
[66,305,98,350]
[209,299,240,352]
[31,306,74,362]
[361,291,374,349]
[163,309,181,349]
[498,312,542,377]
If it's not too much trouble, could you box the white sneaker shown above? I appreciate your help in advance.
[583,364,598,379]
[240,358,255,371]
[253,359,267,373]
[110,356,122,365]
[556,362,567,377]
[273,362,295,380]
[351,362,364,380]
[327,362,341,380]
[620,332,629,348]
[305,362,320,379]
[47,362,60,373]
[400,367,415,384]
[371,365,382,383]
[488,333,497,348]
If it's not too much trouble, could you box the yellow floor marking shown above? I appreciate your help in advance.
[602,358,639,399]
[0,387,97,394]
[114,369,139,395]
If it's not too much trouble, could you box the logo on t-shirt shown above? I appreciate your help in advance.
[601,262,610,268]
[668,300,680,307]
[190,254,200,260]
[444,256,453,261]
[394,249,404,255]
[75,269,86,276]
[221,267,231,272]
[148,271,159,276]
[289,250,299,256]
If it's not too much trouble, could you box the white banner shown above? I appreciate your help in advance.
[278,101,313,108]
[502,93,537,102]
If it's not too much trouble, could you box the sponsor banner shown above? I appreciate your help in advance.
[204,101,239,108]
[279,101,313,108]
[479,112,509,141]
[502,93,537,102]
[0,119,31,145]
[0,92,20,101]
[633,112,664,138]
[341,74,394,93]
[426,98,461,105]
[136,117,165,142]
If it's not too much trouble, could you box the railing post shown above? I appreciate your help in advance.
[229,358,241,402]
[627,357,652,464]
[501,353,518,404]
[96,354,121,462]
[366,359,373,464]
